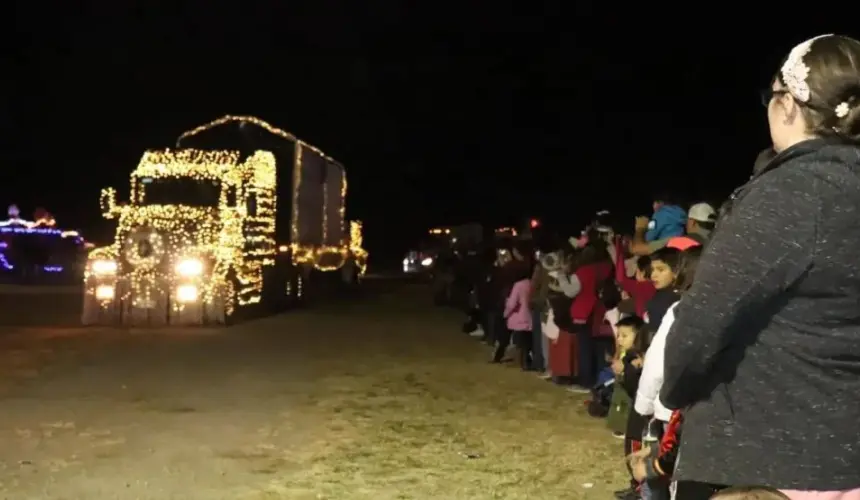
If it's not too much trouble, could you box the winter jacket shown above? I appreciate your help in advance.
[645,205,687,242]
[661,138,860,490]
[635,302,677,422]
[504,279,532,331]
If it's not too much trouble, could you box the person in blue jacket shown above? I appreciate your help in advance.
[645,197,687,242]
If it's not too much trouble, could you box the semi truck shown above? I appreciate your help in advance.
[82,115,366,326]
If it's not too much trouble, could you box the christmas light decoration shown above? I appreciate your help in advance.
[349,220,368,276]
[177,115,365,273]
[87,148,276,316]
[0,217,57,228]
[0,212,86,275]
[85,115,367,324]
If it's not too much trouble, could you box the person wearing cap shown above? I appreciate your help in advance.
[630,202,716,255]
[682,202,717,245]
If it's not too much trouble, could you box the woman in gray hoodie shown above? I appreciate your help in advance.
[660,34,860,498]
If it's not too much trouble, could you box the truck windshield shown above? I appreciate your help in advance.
[139,177,221,207]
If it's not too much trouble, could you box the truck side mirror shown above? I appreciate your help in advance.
[100,187,120,219]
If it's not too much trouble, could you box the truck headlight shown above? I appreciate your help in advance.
[91,259,117,275]
[421,257,433,266]
[95,285,115,300]
[176,284,198,303]
[175,258,203,277]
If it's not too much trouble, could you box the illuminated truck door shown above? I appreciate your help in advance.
[323,160,346,247]
[236,151,277,305]
[291,142,325,247]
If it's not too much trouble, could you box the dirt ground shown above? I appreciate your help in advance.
[0,282,628,499]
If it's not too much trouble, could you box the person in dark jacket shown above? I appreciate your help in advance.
[610,316,650,500]
[660,34,860,496]
[643,248,681,338]
[484,243,531,354]
[628,410,683,490]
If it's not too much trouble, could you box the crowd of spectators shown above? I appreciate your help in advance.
[463,34,860,500]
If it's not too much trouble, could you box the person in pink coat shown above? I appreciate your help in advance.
[495,269,534,370]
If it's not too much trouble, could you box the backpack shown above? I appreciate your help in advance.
[547,291,575,331]
[597,267,622,309]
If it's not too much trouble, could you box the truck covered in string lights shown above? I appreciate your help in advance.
[82,115,367,326]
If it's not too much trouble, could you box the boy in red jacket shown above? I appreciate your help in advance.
[628,410,683,496]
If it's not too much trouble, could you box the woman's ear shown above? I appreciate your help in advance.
[781,93,802,125]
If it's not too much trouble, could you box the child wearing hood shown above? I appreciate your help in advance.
[628,196,688,256]
[645,196,687,242]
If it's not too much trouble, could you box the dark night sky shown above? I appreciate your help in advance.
[4,2,857,257]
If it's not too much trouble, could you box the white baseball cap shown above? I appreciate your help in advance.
[688,202,717,223]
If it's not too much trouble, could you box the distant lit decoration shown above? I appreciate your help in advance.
[495,227,518,236]
[0,212,83,240]
[0,209,63,230]
[530,218,540,229]
[349,220,368,276]
[0,207,85,274]
[33,208,56,227]
[429,228,452,235]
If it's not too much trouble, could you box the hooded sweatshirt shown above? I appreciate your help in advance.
[645,205,687,242]
[660,139,860,491]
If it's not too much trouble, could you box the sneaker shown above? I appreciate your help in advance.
[537,372,553,380]
[613,487,637,500]
[612,431,625,439]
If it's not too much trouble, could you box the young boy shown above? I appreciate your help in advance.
[644,248,681,333]
[628,410,682,493]
[609,316,648,500]
[606,316,646,434]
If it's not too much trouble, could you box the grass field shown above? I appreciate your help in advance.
[0,283,627,499]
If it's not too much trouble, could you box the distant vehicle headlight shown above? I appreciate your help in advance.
[175,258,204,277]
[421,257,433,266]
[91,259,117,275]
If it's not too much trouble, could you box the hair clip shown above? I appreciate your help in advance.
[781,34,833,103]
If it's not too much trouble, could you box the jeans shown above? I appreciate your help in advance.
[485,309,499,345]
[513,330,533,369]
[572,323,595,388]
[542,332,550,373]
[641,422,670,500]
[641,480,671,500]
[593,336,614,373]
[531,311,545,372]
[493,327,513,362]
